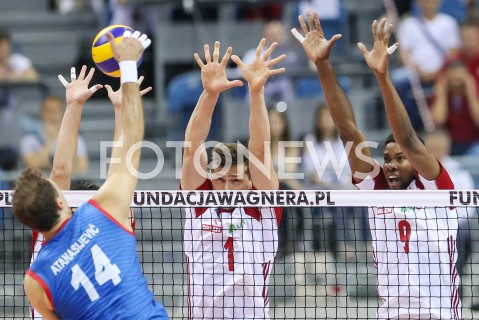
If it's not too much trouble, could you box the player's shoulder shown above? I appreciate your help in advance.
[415,161,454,190]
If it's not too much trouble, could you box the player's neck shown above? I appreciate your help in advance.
[43,216,71,242]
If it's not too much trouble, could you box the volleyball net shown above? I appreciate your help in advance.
[1,190,479,319]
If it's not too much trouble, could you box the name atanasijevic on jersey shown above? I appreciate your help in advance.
[50,223,99,276]
[1,190,479,208]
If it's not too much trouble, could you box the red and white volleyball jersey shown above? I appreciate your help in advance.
[356,161,461,319]
[183,180,282,320]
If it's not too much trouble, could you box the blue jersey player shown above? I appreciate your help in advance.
[13,30,168,320]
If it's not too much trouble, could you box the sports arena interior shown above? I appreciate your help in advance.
[2,0,479,319]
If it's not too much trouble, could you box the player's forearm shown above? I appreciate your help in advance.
[185,91,219,149]
[51,102,84,189]
[315,60,359,136]
[107,107,123,179]
[118,83,143,181]
[248,89,270,156]
[113,107,123,142]
[375,72,417,147]
[121,83,144,145]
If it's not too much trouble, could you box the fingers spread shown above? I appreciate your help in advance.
[372,20,378,42]
[70,67,77,81]
[329,34,342,47]
[204,44,212,62]
[387,43,399,55]
[384,23,393,44]
[230,54,243,67]
[227,79,244,88]
[378,18,387,41]
[291,28,305,44]
[58,74,69,87]
[140,86,153,96]
[89,84,103,94]
[194,53,205,68]
[306,10,314,33]
[269,68,286,76]
[263,42,277,61]
[78,65,87,80]
[213,41,220,62]
[85,67,96,82]
[220,47,233,67]
[357,42,368,55]
[104,85,113,94]
[299,15,309,34]
[313,11,323,34]
[268,54,286,68]
[137,75,145,85]
[255,38,266,58]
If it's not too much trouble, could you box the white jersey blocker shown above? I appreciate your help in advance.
[356,161,461,319]
[183,180,281,320]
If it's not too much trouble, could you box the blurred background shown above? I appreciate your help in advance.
[0,0,477,191]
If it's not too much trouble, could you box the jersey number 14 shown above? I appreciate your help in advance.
[70,244,122,301]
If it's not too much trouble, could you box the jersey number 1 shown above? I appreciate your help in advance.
[70,244,122,301]
[398,220,411,254]
[224,237,234,271]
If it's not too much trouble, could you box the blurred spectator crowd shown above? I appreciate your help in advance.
[1,0,479,309]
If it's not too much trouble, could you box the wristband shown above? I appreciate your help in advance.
[119,60,138,84]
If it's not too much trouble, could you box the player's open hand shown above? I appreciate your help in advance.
[105,76,152,108]
[231,38,286,92]
[194,41,243,94]
[107,30,151,63]
[58,65,103,105]
[357,18,399,75]
[291,10,342,65]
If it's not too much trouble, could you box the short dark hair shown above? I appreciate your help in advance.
[13,168,60,232]
[72,180,100,191]
[210,143,249,174]
[384,133,425,148]
[0,28,11,42]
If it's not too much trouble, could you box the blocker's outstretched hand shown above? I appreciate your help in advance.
[231,38,286,92]
[194,41,243,94]
[291,10,342,64]
[58,65,102,105]
[357,18,399,75]
[105,76,152,108]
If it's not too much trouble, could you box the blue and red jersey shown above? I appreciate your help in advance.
[28,200,168,319]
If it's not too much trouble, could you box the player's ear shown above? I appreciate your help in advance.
[55,198,64,210]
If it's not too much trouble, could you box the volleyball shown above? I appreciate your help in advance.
[91,25,143,77]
